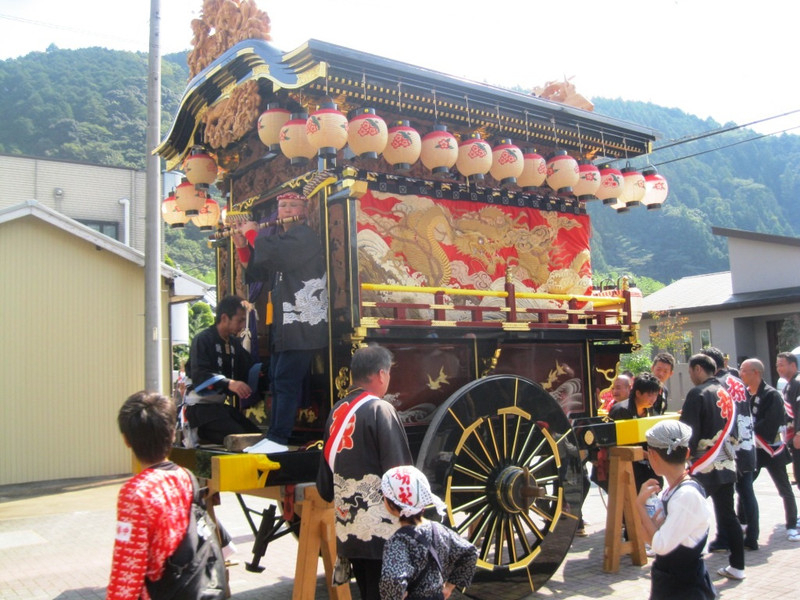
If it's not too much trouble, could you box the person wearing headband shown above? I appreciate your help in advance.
[380,465,477,600]
[233,192,328,448]
[636,420,716,599]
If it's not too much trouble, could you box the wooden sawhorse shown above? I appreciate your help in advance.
[603,445,648,572]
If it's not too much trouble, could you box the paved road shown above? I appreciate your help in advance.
[2,469,799,599]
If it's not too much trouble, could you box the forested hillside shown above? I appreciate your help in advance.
[1,47,798,284]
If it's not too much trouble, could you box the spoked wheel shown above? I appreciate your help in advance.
[416,375,584,598]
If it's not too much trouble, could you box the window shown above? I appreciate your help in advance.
[700,329,711,348]
[79,220,119,241]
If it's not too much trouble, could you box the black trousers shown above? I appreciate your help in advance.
[704,481,744,570]
[349,557,382,600]
[754,453,798,530]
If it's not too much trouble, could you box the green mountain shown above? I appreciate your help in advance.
[2,47,798,284]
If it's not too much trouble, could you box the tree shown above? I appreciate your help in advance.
[778,315,800,351]
[189,302,214,338]
[648,311,690,358]
[620,343,655,375]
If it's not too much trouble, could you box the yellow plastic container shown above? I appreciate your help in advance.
[614,413,679,446]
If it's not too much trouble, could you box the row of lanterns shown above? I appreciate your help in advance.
[257,100,668,209]
[162,101,669,227]
[161,151,221,228]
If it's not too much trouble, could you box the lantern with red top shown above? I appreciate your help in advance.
[545,150,579,194]
[596,164,625,205]
[183,147,218,190]
[642,166,669,209]
[257,103,290,152]
[489,139,524,187]
[280,112,317,165]
[175,177,206,216]
[420,124,458,175]
[383,120,421,171]
[161,189,189,228]
[347,108,388,159]
[306,99,349,158]
[619,166,646,208]
[517,148,547,190]
[190,198,221,231]
[573,160,601,201]
[456,133,492,181]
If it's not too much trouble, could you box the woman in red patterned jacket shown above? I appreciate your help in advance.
[106,392,194,600]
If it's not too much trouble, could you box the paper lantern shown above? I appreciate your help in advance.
[307,100,348,157]
[161,191,188,228]
[619,166,646,207]
[183,148,217,186]
[383,120,421,171]
[517,149,547,189]
[190,197,221,231]
[257,104,290,152]
[175,177,206,216]
[420,124,458,174]
[573,160,601,201]
[642,166,669,210]
[545,151,579,193]
[489,139,524,186]
[347,108,388,159]
[597,165,624,204]
[456,133,492,180]
[279,112,316,165]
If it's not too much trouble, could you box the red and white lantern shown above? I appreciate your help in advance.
[175,177,206,216]
[597,165,624,204]
[620,166,646,207]
[161,190,188,228]
[489,139,524,186]
[642,166,669,209]
[573,160,601,201]
[184,148,218,186]
[306,100,348,157]
[545,150,579,193]
[279,112,317,165]
[420,124,458,174]
[517,149,547,189]
[190,198,221,231]
[456,133,492,180]
[383,120,421,171]
[257,104,290,152]
[347,108,388,159]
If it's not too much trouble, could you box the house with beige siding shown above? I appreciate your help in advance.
[640,227,800,405]
[0,201,210,485]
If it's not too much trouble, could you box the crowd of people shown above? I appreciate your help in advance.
[598,347,800,598]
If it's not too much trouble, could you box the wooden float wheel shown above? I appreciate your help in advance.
[415,375,584,598]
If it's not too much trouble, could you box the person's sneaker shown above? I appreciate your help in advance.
[645,543,656,557]
[707,540,729,553]
[787,528,800,542]
[243,438,289,454]
[717,566,746,580]
[575,527,588,537]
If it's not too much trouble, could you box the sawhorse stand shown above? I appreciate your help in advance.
[293,484,352,600]
[603,445,648,572]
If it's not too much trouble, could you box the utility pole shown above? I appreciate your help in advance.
[144,0,163,392]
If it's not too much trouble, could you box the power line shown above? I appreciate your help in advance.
[653,108,800,151]
[654,124,800,167]
[0,12,141,46]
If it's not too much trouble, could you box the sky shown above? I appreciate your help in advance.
[1,0,799,140]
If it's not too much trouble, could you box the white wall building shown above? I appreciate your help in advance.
[640,227,800,404]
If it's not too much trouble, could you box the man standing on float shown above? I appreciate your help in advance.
[234,192,328,450]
